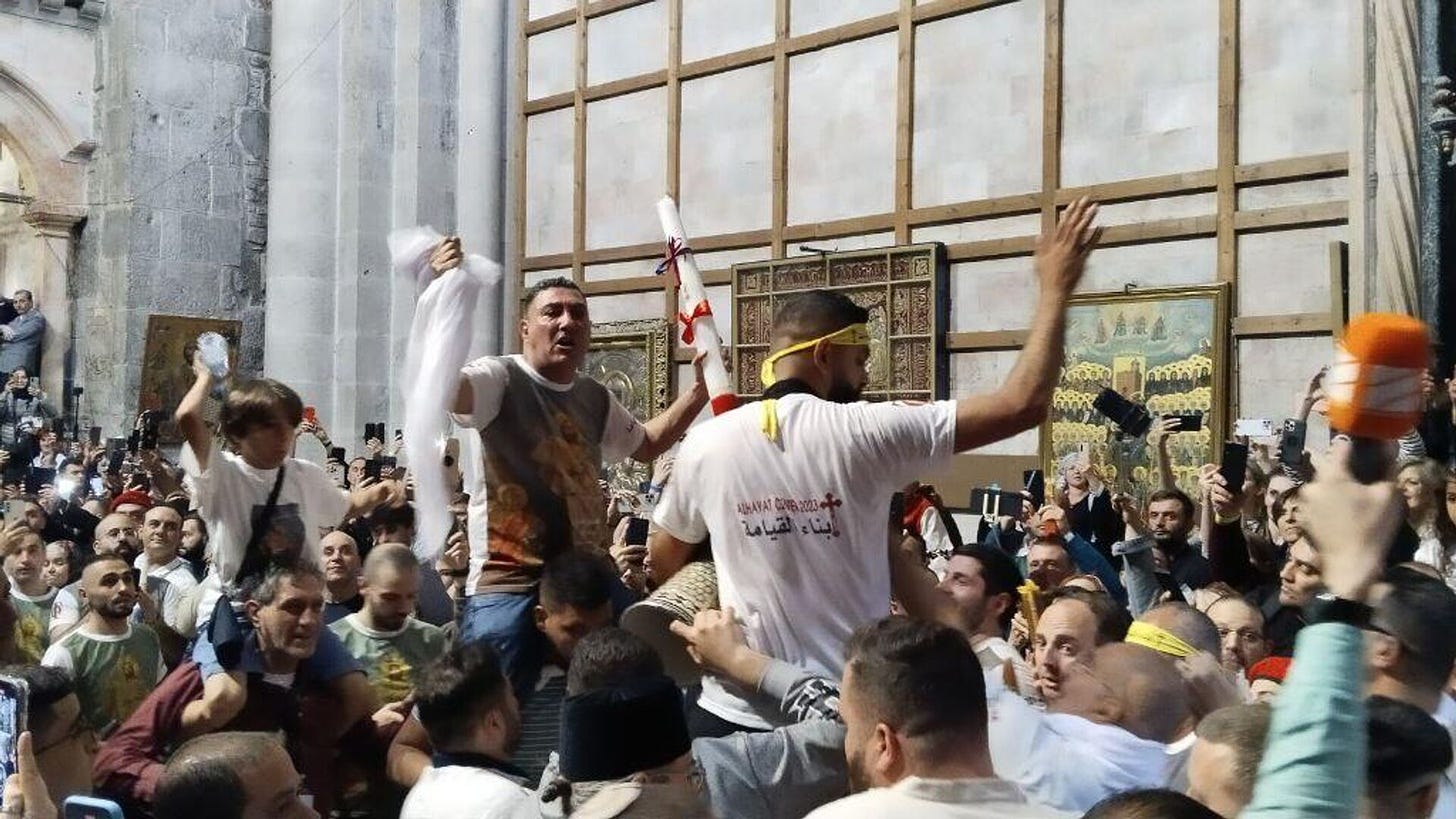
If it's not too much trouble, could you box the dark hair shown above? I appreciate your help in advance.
[950,544,1024,630]
[0,664,74,739]
[1195,703,1272,790]
[566,627,664,696]
[154,732,282,819]
[539,551,616,613]
[1141,602,1221,658]
[1372,566,1456,690]
[367,502,416,540]
[220,379,304,443]
[416,642,509,750]
[1366,695,1454,790]
[769,290,870,347]
[81,552,131,574]
[520,276,584,314]
[843,617,986,757]
[1047,586,1132,645]
[13,290,32,301]
[1083,789,1222,819]
[1271,485,1302,525]
[241,562,325,606]
[1147,488,1196,521]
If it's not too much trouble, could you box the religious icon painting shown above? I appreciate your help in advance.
[1041,284,1230,501]
[729,243,949,402]
[584,319,672,499]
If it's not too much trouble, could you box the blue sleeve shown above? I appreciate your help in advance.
[7,313,43,343]
[1113,538,1161,616]
[1241,623,1366,818]
[1065,533,1127,606]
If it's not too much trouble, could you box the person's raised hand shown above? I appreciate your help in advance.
[1300,438,1405,601]
[1147,415,1179,449]
[1199,465,1242,522]
[364,437,384,458]
[441,530,469,570]
[1034,197,1101,297]
[1175,650,1244,719]
[1299,366,1328,414]
[1036,504,1071,538]
[1,733,56,819]
[372,698,413,731]
[428,236,463,277]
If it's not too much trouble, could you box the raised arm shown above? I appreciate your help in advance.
[954,199,1099,452]
[174,352,215,472]
[635,352,709,463]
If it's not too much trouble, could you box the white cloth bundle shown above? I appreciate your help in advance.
[389,226,501,560]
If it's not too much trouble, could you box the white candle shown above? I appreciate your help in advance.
[656,196,739,415]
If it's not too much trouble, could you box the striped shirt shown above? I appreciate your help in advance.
[512,664,566,784]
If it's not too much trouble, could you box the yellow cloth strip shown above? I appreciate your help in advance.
[1125,621,1197,658]
[759,323,872,389]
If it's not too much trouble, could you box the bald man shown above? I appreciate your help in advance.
[328,544,447,705]
[990,642,1191,813]
[50,512,147,640]
[154,731,318,819]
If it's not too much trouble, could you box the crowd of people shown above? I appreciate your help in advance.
[0,199,1450,819]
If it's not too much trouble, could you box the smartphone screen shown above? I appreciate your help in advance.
[62,796,127,819]
[1164,413,1204,433]
[363,459,382,482]
[380,455,397,472]
[625,516,650,546]
[0,675,30,781]
[1219,441,1250,493]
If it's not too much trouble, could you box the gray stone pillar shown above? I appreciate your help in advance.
[457,0,510,360]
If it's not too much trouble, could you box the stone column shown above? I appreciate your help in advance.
[457,0,509,359]
[264,0,343,419]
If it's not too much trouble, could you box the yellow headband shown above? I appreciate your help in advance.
[1125,621,1197,658]
[759,323,872,389]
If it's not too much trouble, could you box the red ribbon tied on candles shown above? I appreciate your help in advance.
[655,237,692,285]
[677,300,712,345]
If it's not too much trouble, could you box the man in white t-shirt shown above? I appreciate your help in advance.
[654,199,1101,734]
[135,505,200,637]
[423,237,711,698]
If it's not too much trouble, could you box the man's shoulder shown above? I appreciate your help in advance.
[406,765,535,812]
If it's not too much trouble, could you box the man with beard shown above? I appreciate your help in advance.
[41,554,165,737]
[51,512,142,640]
[1205,596,1269,675]
[655,199,1102,736]
[329,544,446,706]
[1113,489,1212,613]
[425,238,710,700]
[399,641,536,819]
[804,617,1055,817]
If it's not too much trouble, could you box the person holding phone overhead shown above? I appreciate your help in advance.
[652,199,1102,736]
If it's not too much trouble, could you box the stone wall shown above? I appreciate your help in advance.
[74,0,271,432]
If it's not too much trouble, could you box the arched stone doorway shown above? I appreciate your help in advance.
[0,60,89,425]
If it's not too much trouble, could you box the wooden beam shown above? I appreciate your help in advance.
[1099,215,1218,247]
[771,0,789,257]
[1055,170,1218,206]
[570,0,588,279]
[1041,0,1063,234]
[512,0,532,353]
[944,236,1038,261]
[679,43,777,81]
[1232,201,1348,232]
[894,0,914,243]
[782,213,897,242]
[907,193,1043,227]
[666,0,684,332]
[1235,152,1350,185]
[524,8,575,36]
[578,267,733,297]
[911,0,1023,25]
[785,12,899,57]
[521,252,576,273]
[581,70,669,104]
[523,91,574,115]
[1231,313,1334,338]
[584,0,655,19]
[1216,0,1239,285]
[945,330,1031,351]
[1329,240,1349,335]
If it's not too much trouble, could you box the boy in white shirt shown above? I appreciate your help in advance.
[174,352,404,734]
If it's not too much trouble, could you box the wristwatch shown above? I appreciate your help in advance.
[1304,591,1372,628]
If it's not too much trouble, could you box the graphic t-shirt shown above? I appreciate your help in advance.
[328,613,446,704]
[654,394,958,729]
[9,584,54,663]
[42,623,165,737]
[450,355,645,594]
[181,447,351,624]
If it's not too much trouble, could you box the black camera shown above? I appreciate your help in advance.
[1092,388,1153,438]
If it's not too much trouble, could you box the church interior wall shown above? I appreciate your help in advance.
[512,0,1358,486]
